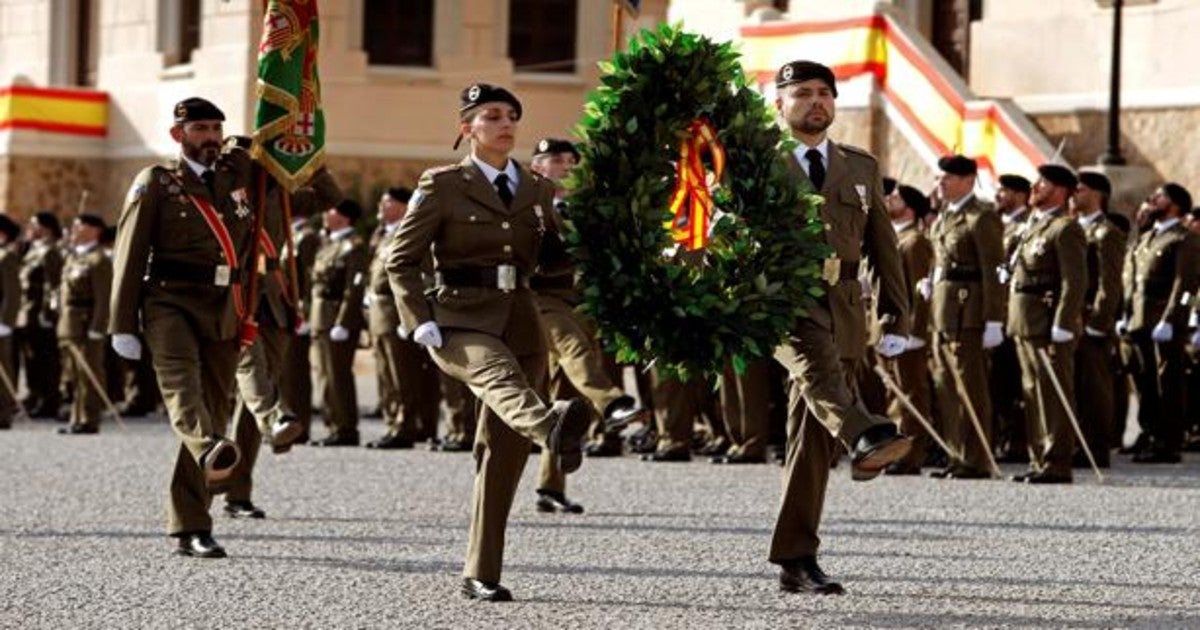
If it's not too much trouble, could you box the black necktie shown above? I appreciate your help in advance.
[494,173,514,208]
[201,169,216,197]
[805,149,825,191]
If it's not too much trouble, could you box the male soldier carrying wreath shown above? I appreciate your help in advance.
[768,61,913,595]
[110,97,254,558]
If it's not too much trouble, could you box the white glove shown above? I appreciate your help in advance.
[916,277,932,301]
[1191,329,1200,348]
[396,324,409,339]
[112,333,142,360]
[295,319,311,336]
[0,324,11,338]
[875,333,907,359]
[997,267,1011,285]
[1115,318,1129,337]
[413,321,443,349]
[1151,321,1173,343]
[1085,326,1106,338]
[982,321,1004,349]
[363,294,375,308]
[330,325,350,342]
[904,335,927,351]
[1050,326,1075,344]
[87,330,105,341]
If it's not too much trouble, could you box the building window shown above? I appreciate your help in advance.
[509,0,577,73]
[159,0,201,66]
[363,0,434,66]
[772,0,790,11]
[72,0,99,86]
[179,0,200,63]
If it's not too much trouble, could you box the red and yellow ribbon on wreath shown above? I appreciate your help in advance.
[665,118,726,251]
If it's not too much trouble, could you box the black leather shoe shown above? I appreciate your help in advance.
[641,448,691,462]
[547,398,590,474]
[268,415,305,453]
[432,437,472,452]
[57,425,99,435]
[779,556,845,595]
[584,439,623,457]
[223,501,265,519]
[310,432,360,447]
[850,424,912,481]
[697,439,730,457]
[602,395,647,432]
[174,532,227,558]
[1131,449,1181,464]
[199,438,241,485]
[948,466,992,480]
[710,451,766,464]
[1022,470,1072,484]
[884,462,921,475]
[366,434,415,450]
[626,425,658,454]
[461,578,512,602]
[535,490,584,514]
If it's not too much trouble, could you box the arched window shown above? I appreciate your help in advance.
[363,0,434,67]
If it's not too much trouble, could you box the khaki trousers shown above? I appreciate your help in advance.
[227,324,290,503]
[375,331,441,440]
[440,373,477,444]
[1074,335,1114,466]
[884,346,932,468]
[18,325,60,409]
[769,317,884,563]
[281,331,313,433]
[428,330,553,584]
[1015,336,1077,475]
[651,370,718,453]
[931,332,993,472]
[145,308,239,535]
[720,359,771,458]
[314,331,359,437]
[61,338,105,430]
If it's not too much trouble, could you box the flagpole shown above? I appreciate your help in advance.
[612,1,623,53]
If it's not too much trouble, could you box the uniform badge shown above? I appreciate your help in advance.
[159,174,171,186]
[1030,237,1047,257]
[822,255,841,285]
[854,184,869,212]
[533,204,546,232]
[467,85,481,102]
[781,64,794,81]
[230,187,252,219]
[168,184,181,195]
[126,183,147,205]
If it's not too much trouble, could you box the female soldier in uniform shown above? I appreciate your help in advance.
[385,84,590,602]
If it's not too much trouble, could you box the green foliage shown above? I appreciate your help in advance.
[568,24,828,380]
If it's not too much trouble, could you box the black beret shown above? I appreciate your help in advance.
[34,211,61,235]
[1161,182,1192,214]
[334,199,363,222]
[775,60,838,96]
[1077,171,1112,196]
[897,184,932,219]
[100,226,117,245]
[385,187,413,203]
[0,215,19,241]
[881,177,897,196]
[77,213,106,230]
[173,97,225,124]
[1038,164,1078,190]
[459,83,522,120]
[938,155,977,176]
[998,174,1032,195]
[532,138,580,161]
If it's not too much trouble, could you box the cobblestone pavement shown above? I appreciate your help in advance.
[1,418,1197,629]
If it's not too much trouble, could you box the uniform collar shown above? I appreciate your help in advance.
[1077,210,1105,227]
[181,154,213,179]
[1154,217,1181,234]
[328,226,354,241]
[471,155,519,191]
[1032,206,1062,222]
[945,193,974,213]
[792,139,829,178]
[383,219,403,235]
[1002,206,1027,224]
[73,242,98,255]
[891,219,914,234]
[292,218,308,232]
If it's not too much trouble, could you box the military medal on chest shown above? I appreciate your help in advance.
[230,187,252,219]
[854,184,869,213]
[1028,236,1047,257]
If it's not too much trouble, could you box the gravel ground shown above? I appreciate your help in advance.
[1,417,1197,629]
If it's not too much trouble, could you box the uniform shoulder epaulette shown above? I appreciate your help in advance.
[837,143,878,163]
[424,164,462,179]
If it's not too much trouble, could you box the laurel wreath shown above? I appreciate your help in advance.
[565,24,829,379]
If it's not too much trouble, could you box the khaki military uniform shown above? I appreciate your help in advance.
[769,143,909,564]
[57,245,112,431]
[0,246,20,427]
[110,149,254,535]
[1073,212,1125,466]
[1121,221,1200,455]
[369,226,440,442]
[720,359,772,460]
[227,168,342,502]
[884,222,935,468]
[386,156,562,585]
[1007,208,1087,476]
[928,196,1005,473]
[17,238,63,414]
[992,210,1030,457]
[281,219,320,436]
[310,228,368,439]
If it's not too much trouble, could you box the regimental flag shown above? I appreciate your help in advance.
[619,0,640,17]
[253,0,324,192]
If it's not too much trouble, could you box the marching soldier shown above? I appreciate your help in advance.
[385,83,591,601]
[1068,171,1125,468]
[224,165,342,518]
[18,211,64,417]
[927,155,1006,480]
[528,137,645,509]
[992,174,1032,462]
[0,216,21,430]
[882,184,935,474]
[281,205,321,442]
[1119,183,1200,464]
[768,61,912,595]
[309,199,368,447]
[1008,165,1087,484]
[55,214,111,435]
[109,97,255,557]
[366,187,440,449]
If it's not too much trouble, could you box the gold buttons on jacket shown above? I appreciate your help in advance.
[501,221,510,229]
[469,215,478,222]
[503,245,512,253]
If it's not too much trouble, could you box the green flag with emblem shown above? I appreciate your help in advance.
[252,0,324,192]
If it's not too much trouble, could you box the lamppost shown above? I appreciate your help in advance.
[1098,0,1126,165]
